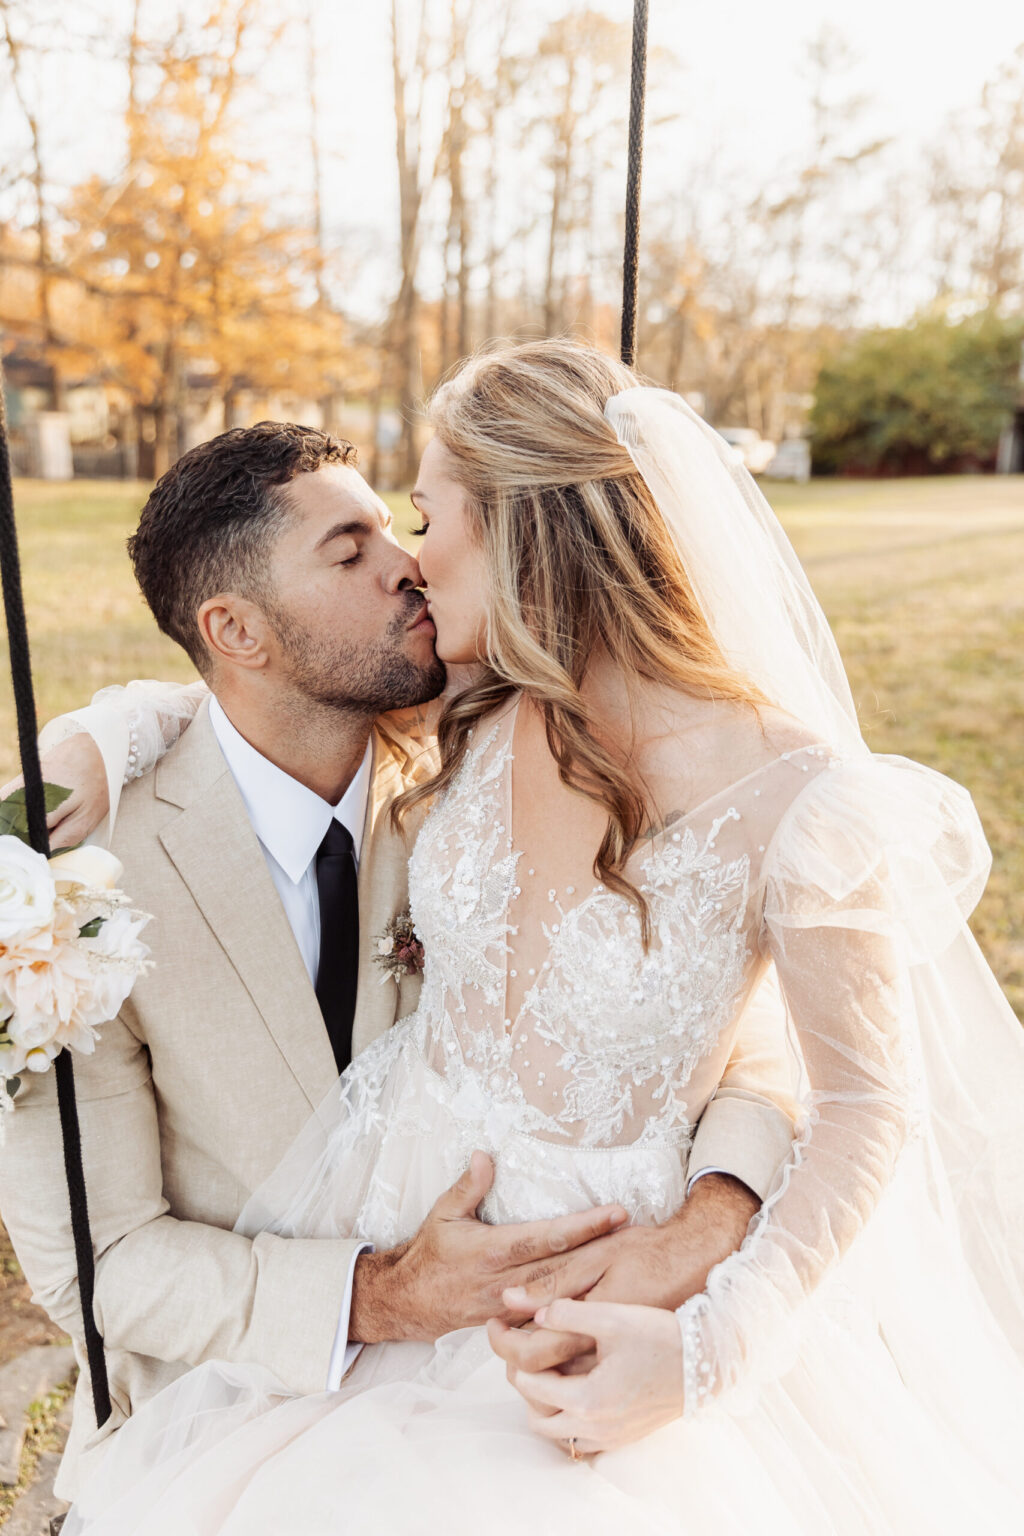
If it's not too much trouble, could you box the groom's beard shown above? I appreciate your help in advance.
[267,598,447,716]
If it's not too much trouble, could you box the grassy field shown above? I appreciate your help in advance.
[2,474,1022,1017]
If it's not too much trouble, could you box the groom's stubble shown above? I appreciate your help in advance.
[264,587,447,720]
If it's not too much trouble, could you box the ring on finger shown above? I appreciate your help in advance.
[567,1437,581,1461]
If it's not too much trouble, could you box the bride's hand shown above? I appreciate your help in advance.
[0,732,110,849]
[496,1173,758,1377]
[507,1299,684,1457]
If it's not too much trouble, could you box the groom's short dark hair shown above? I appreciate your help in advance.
[128,421,357,671]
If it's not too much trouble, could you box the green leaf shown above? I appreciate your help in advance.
[0,783,74,814]
[5,1077,20,1098]
[0,784,74,848]
[0,804,23,839]
[78,917,104,939]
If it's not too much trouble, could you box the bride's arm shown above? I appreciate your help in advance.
[6,678,209,846]
[508,756,990,1451]
[668,754,981,1416]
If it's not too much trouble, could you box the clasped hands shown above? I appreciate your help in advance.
[351,1149,758,1457]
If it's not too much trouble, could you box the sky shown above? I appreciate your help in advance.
[293,0,1023,235]
[4,0,1023,317]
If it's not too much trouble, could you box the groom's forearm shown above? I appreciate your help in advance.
[89,1215,358,1395]
[349,1244,412,1344]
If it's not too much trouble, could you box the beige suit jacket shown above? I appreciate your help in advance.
[0,700,796,1500]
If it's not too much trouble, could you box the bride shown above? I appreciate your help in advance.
[52,340,1024,1532]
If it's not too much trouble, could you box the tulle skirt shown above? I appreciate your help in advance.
[65,1014,1024,1535]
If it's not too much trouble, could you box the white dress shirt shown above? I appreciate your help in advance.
[209,698,372,1387]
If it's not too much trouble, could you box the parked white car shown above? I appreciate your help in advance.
[716,427,778,475]
[763,439,811,484]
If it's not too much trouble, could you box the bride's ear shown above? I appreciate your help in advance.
[196,594,271,672]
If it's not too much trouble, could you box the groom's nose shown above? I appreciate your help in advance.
[385,545,425,594]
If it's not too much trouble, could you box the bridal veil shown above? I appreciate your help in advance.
[605,387,1024,1429]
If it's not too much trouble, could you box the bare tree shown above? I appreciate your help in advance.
[524,11,630,337]
[386,0,437,483]
[929,45,1024,313]
[437,0,472,376]
[0,0,64,406]
[479,1,517,344]
[304,0,346,431]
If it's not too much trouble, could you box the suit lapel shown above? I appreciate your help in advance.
[155,702,436,1088]
[352,729,418,1058]
[156,705,337,1109]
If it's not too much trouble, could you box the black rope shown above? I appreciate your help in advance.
[0,362,112,1429]
[620,0,649,368]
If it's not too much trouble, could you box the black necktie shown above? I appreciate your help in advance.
[315,820,359,1073]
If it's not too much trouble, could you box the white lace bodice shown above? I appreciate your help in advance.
[407,700,822,1154]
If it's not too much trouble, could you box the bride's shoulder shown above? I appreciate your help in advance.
[638,693,829,812]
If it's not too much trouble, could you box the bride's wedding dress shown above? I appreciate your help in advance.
[66,693,1024,1534]
[64,388,1024,1532]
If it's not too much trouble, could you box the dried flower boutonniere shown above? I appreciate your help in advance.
[374,906,425,985]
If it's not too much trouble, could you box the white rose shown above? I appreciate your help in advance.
[76,908,152,1027]
[0,837,56,942]
[48,846,124,893]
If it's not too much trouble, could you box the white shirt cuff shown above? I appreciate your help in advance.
[686,1165,728,1196]
[326,1242,374,1389]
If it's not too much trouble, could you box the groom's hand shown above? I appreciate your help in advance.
[348,1151,628,1345]
[489,1173,759,1380]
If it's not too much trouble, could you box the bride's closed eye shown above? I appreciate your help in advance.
[410,524,428,538]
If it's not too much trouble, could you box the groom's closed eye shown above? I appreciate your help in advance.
[316,519,378,567]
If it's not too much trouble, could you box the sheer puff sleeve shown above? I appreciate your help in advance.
[675,751,994,1415]
[39,678,209,840]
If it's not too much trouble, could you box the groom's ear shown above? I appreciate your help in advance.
[196,593,272,673]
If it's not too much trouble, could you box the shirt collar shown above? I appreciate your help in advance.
[209,696,372,885]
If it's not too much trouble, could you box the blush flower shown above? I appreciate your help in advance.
[0,833,151,1131]
[373,907,426,985]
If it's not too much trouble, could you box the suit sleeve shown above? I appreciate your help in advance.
[0,1007,361,1426]
[687,966,800,1202]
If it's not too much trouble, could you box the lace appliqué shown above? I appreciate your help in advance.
[521,815,752,1147]
[408,726,520,1016]
[409,721,752,1153]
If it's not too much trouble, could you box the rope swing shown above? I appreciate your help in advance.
[620,0,649,368]
[0,0,650,1446]
[0,379,113,1427]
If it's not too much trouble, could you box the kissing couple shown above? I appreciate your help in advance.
[3,340,1024,1533]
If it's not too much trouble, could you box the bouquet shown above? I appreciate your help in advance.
[0,785,151,1134]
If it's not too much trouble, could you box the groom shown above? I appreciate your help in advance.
[0,423,796,1499]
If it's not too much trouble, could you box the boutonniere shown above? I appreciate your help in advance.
[374,906,425,985]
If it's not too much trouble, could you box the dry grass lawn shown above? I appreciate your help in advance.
[2,473,1022,1017]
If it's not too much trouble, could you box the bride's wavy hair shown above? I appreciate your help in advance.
[394,338,766,939]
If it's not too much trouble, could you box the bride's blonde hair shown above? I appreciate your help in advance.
[396,338,765,938]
